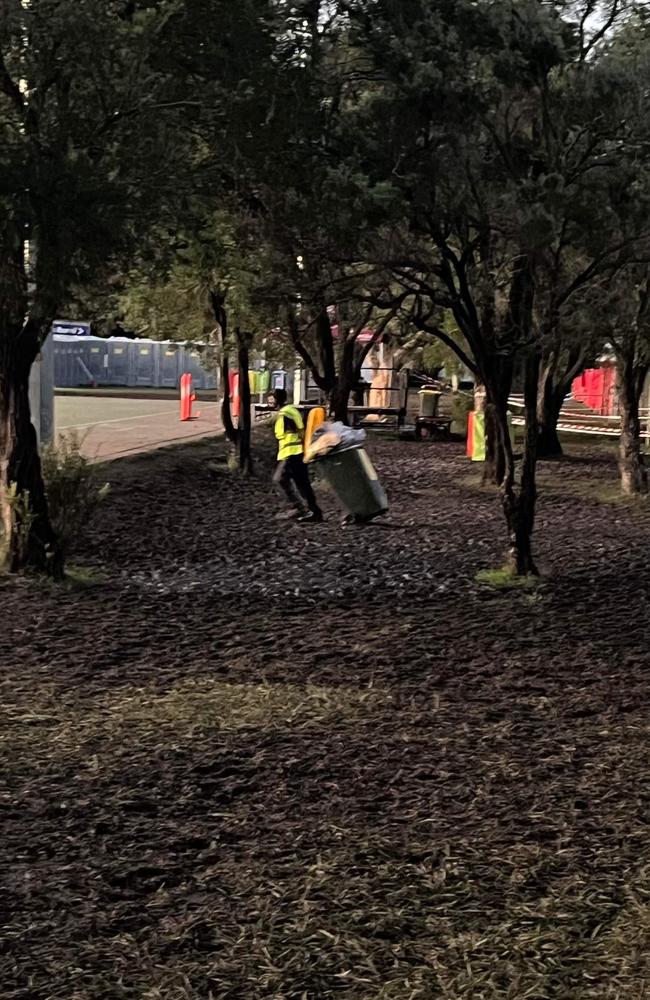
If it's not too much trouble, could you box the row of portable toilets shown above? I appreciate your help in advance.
[53,335,219,390]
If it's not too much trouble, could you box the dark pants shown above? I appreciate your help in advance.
[274,455,321,515]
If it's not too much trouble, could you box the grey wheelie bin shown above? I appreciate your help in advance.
[317,445,388,523]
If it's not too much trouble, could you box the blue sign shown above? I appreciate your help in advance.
[51,320,92,337]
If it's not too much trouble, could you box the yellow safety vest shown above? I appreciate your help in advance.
[275,404,305,460]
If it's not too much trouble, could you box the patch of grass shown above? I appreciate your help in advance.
[42,432,111,556]
[540,475,642,507]
[64,564,110,588]
[476,566,543,590]
[33,563,110,591]
[206,458,230,474]
[0,679,388,776]
[559,431,619,453]
[25,563,110,593]
[460,471,497,493]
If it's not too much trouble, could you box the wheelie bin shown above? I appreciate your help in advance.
[316,445,388,523]
[418,389,441,417]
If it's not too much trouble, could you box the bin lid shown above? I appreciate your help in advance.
[307,441,364,463]
[418,388,441,396]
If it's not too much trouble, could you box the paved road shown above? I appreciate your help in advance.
[55,395,222,461]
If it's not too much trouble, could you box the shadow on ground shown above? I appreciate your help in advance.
[1,437,649,999]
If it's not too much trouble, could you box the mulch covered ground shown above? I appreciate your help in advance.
[1,435,650,999]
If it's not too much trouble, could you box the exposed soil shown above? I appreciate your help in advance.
[1,436,650,999]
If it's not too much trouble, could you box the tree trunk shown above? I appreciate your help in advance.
[483,254,533,487]
[316,309,337,393]
[536,344,587,459]
[618,357,648,496]
[483,403,506,486]
[211,291,238,446]
[329,326,359,424]
[236,330,253,476]
[537,387,565,458]
[329,378,352,423]
[501,353,540,576]
[0,341,62,577]
[482,362,512,486]
[351,383,365,406]
[220,351,238,446]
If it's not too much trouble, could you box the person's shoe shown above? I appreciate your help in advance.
[275,509,305,521]
[298,510,323,524]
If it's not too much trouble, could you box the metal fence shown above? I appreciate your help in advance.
[53,336,218,390]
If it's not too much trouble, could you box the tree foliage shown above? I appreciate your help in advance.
[4,0,650,574]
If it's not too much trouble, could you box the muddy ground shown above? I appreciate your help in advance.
[1,435,650,999]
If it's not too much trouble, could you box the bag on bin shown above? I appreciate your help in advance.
[304,421,366,463]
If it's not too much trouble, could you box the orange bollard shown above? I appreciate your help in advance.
[230,372,240,420]
[180,373,197,421]
[180,373,189,420]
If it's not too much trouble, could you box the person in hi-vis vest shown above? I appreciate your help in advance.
[269,389,323,523]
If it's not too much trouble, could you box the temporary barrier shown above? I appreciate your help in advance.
[467,410,513,461]
[106,340,131,386]
[572,364,617,415]
[135,343,155,385]
[183,345,216,390]
[86,340,108,384]
[52,335,218,390]
[471,411,486,462]
[160,344,182,387]
[467,411,474,458]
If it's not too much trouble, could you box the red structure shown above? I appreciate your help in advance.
[572,363,618,415]
[180,373,197,421]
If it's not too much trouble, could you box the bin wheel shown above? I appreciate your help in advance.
[342,513,370,526]
[342,512,386,527]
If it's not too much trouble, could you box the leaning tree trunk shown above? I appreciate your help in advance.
[536,351,564,458]
[0,340,62,577]
[617,355,648,496]
[537,345,587,459]
[500,353,540,576]
[537,388,565,458]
